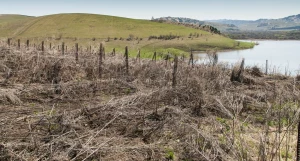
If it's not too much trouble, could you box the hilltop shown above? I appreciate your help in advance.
[0,13,254,55]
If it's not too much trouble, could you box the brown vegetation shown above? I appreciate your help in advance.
[0,41,300,160]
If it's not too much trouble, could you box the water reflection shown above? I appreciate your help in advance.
[196,40,300,75]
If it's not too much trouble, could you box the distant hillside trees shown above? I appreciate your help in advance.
[225,30,300,40]
[148,34,179,40]
[152,18,221,34]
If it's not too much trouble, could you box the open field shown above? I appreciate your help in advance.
[0,13,254,55]
[0,42,299,160]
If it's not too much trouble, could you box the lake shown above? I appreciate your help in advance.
[196,40,300,75]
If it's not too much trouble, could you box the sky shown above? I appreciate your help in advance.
[1,0,300,20]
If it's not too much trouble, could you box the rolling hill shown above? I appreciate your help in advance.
[0,14,34,37]
[3,13,215,39]
[0,13,254,56]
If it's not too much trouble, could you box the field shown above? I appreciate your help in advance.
[0,41,299,160]
[0,13,254,56]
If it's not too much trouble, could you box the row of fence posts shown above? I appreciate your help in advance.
[1,38,283,78]
[4,39,276,83]
[6,39,92,55]
[5,38,189,87]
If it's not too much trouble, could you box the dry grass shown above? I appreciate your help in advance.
[0,42,300,161]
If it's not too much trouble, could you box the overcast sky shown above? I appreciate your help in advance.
[1,0,299,20]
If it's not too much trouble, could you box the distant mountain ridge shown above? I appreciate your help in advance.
[154,17,239,32]
[157,14,300,32]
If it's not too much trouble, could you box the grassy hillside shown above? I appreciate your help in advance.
[14,13,211,38]
[0,13,254,56]
[0,14,34,37]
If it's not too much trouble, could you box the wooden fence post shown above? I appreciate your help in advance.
[50,43,52,50]
[98,43,103,78]
[125,46,129,75]
[265,60,268,75]
[112,48,115,56]
[136,49,141,62]
[172,56,178,87]
[165,53,169,67]
[41,41,44,52]
[62,42,65,55]
[17,39,20,50]
[26,40,29,50]
[230,58,245,83]
[152,51,157,62]
[103,47,105,59]
[7,38,10,47]
[90,45,92,54]
[189,49,194,68]
[75,43,79,62]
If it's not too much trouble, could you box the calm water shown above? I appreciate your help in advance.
[197,40,300,75]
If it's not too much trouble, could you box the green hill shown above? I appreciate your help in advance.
[0,14,34,37]
[0,13,254,56]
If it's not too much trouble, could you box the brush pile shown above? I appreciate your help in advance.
[0,43,300,161]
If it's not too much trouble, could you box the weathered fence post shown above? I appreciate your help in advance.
[41,41,44,52]
[90,45,92,54]
[26,40,29,50]
[62,42,65,55]
[98,43,103,78]
[112,48,115,56]
[230,58,245,83]
[103,47,105,59]
[189,49,194,68]
[58,45,60,50]
[49,43,52,50]
[136,49,141,62]
[17,39,20,50]
[165,53,169,67]
[125,46,129,75]
[181,54,185,61]
[75,43,79,62]
[152,51,157,62]
[7,38,11,47]
[66,46,67,53]
[172,56,178,87]
[265,60,268,75]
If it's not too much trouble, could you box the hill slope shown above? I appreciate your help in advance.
[0,14,34,37]
[8,13,213,39]
[0,13,254,54]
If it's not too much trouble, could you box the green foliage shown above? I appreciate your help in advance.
[216,117,230,131]
[165,148,175,160]
[281,150,293,159]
